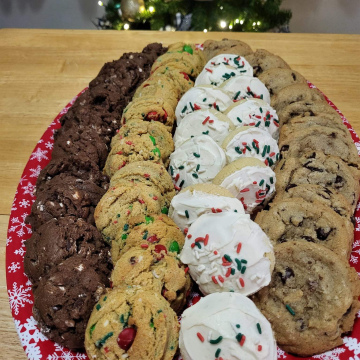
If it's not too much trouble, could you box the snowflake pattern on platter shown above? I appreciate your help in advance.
[6,84,360,360]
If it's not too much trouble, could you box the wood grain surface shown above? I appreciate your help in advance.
[0,28,359,359]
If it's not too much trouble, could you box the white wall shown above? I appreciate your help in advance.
[0,0,104,29]
[0,0,359,34]
[282,0,360,34]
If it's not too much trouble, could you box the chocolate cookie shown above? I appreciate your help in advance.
[279,126,360,168]
[255,198,353,260]
[203,38,253,61]
[258,68,307,96]
[253,241,360,356]
[246,49,290,77]
[277,100,341,127]
[271,84,327,112]
[104,120,174,177]
[275,151,360,212]
[27,174,106,229]
[24,216,110,285]
[85,286,179,360]
[33,254,110,350]
[110,213,184,264]
[121,96,175,132]
[111,246,191,313]
[274,184,353,220]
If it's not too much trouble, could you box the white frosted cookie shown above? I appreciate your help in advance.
[169,183,245,232]
[195,54,253,86]
[213,158,276,213]
[180,292,277,360]
[173,109,234,148]
[180,212,274,297]
[175,85,233,124]
[169,135,226,190]
[224,98,279,140]
[221,76,271,104]
[222,127,279,167]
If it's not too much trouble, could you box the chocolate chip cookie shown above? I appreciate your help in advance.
[203,38,253,61]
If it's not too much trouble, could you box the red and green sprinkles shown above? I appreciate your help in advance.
[95,331,114,349]
[286,304,296,316]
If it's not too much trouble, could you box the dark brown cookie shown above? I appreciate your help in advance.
[32,254,110,350]
[275,151,360,212]
[255,198,353,259]
[253,241,360,356]
[277,100,342,127]
[246,49,290,77]
[27,174,106,229]
[258,68,307,96]
[24,216,110,285]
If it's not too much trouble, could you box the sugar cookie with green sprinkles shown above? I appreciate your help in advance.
[110,213,185,263]
[94,183,168,246]
[179,292,277,360]
[213,157,276,214]
[104,120,174,178]
[169,135,226,190]
[111,245,191,313]
[175,85,232,123]
[222,127,279,167]
[85,286,179,360]
[224,98,280,140]
[179,212,274,296]
[253,241,360,357]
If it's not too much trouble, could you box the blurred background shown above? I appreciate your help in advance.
[0,0,359,34]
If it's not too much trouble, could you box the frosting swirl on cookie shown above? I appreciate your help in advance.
[221,76,271,104]
[180,212,273,296]
[225,99,280,140]
[223,127,279,166]
[169,135,226,189]
[173,109,233,148]
[169,189,245,231]
[175,86,233,123]
[179,292,277,360]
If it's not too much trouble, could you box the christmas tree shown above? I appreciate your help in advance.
[96,0,292,32]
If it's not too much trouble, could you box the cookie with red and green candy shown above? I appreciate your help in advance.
[85,285,179,360]
[104,119,174,178]
[110,213,184,264]
[111,244,191,314]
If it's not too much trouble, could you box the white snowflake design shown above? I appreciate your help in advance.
[21,181,35,197]
[344,336,360,356]
[277,347,287,358]
[14,247,26,257]
[14,317,47,360]
[45,141,53,150]
[30,147,48,162]
[351,254,359,264]
[6,235,13,246]
[313,347,346,360]
[47,344,87,360]
[19,199,31,208]
[29,165,42,178]
[9,213,32,237]
[8,261,21,273]
[8,282,33,315]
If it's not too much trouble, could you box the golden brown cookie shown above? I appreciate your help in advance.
[104,120,174,178]
[253,241,360,356]
[203,38,253,60]
[111,245,191,313]
[85,286,179,360]
[167,42,206,67]
[110,213,184,263]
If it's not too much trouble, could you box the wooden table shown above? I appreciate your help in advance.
[0,28,359,359]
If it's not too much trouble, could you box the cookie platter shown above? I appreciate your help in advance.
[6,40,360,360]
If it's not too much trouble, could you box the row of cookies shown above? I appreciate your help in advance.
[84,43,207,360]
[249,52,360,355]
[23,43,168,350]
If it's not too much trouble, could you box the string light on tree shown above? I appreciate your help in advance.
[229,25,233,29]
[220,20,227,29]
[98,1,103,5]
[149,6,155,13]
[203,29,208,33]
[124,23,130,30]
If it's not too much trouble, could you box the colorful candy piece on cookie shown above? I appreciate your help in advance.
[222,127,279,167]
[213,158,276,214]
[220,75,271,104]
[224,98,279,140]
[169,183,245,232]
[169,135,226,190]
[179,292,277,360]
[180,212,274,296]
[173,109,234,148]
[175,85,233,123]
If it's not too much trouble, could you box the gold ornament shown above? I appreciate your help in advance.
[121,0,145,22]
